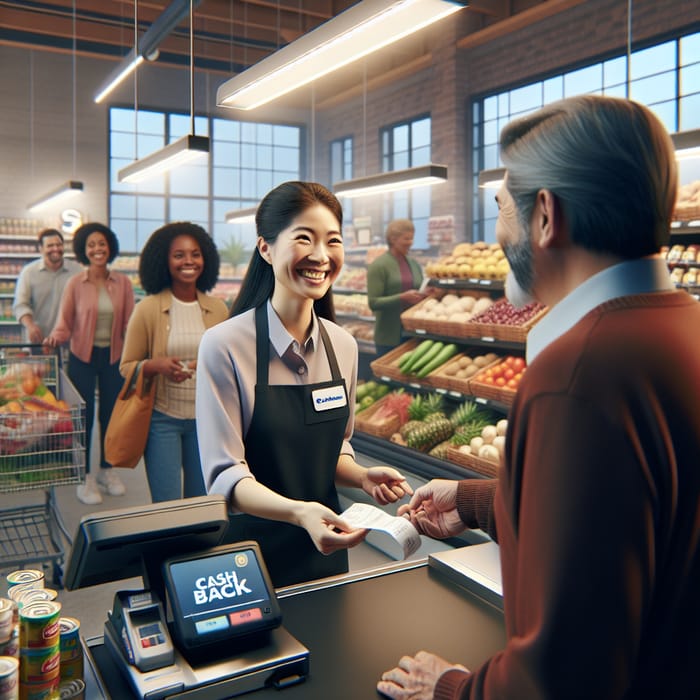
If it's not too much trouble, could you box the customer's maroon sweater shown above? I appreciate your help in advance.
[440,291,700,699]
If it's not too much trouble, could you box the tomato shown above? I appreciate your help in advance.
[495,377,507,387]
[507,378,519,389]
[483,376,495,385]
[511,357,526,373]
[503,368,515,380]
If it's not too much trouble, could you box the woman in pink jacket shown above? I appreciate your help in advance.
[45,222,134,505]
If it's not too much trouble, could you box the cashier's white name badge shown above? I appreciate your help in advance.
[311,385,347,412]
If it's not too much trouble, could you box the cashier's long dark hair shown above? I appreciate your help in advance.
[230,181,342,322]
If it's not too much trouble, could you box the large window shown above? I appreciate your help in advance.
[473,29,700,242]
[330,136,353,226]
[109,107,302,251]
[380,115,432,249]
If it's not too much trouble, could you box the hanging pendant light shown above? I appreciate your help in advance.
[217,0,467,111]
[118,0,209,183]
[334,164,448,198]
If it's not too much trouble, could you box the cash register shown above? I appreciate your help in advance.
[65,495,309,699]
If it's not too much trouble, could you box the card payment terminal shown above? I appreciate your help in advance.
[108,590,175,672]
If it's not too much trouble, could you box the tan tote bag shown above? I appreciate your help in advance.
[104,362,155,469]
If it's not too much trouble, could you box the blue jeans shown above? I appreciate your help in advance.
[68,348,122,474]
[143,409,206,503]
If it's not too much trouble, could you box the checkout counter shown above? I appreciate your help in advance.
[66,497,506,700]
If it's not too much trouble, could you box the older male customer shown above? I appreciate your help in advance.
[379,96,700,699]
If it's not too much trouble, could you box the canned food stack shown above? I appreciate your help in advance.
[1,570,83,700]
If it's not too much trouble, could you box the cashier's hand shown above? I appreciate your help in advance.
[362,467,413,505]
[397,479,464,539]
[378,650,469,699]
[298,502,368,555]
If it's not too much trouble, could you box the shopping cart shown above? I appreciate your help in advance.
[0,344,86,587]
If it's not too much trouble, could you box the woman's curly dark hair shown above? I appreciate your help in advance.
[138,221,220,295]
[72,222,120,265]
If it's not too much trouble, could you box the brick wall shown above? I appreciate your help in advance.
[316,0,700,243]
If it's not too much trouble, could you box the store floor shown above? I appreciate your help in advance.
[0,427,444,640]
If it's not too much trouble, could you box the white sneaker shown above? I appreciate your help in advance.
[76,474,102,505]
[97,469,126,497]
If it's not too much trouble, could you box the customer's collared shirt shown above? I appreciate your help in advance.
[196,300,358,500]
[12,257,82,338]
[527,256,674,364]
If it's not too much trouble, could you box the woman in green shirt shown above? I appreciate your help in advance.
[367,219,426,357]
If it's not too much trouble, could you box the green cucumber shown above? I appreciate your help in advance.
[416,343,459,378]
[409,341,445,374]
[400,340,434,374]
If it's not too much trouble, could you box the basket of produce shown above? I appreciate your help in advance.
[355,390,412,439]
[438,352,501,394]
[369,339,423,382]
[423,241,510,282]
[386,339,460,387]
[469,356,526,405]
[444,416,508,478]
[674,180,700,221]
[462,299,547,343]
[400,292,494,338]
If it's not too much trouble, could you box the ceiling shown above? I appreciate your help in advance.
[0,1,567,108]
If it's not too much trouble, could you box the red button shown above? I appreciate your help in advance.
[229,608,262,626]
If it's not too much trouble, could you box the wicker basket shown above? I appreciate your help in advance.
[400,291,492,337]
[462,301,548,343]
[674,202,700,221]
[369,339,421,382]
[354,395,402,438]
[445,446,499,478]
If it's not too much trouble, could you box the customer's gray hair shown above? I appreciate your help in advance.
[500,95,677,258]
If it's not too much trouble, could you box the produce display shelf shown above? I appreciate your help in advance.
[404,330,525,353]
[351,432,492,482]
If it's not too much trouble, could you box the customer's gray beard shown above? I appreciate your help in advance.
[504,269,536,308]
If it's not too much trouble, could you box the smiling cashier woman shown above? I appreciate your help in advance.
[196,181,412,587]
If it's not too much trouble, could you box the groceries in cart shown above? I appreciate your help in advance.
[0,353,85,489]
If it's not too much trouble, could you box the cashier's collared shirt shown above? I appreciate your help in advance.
[526,256,674,365]
[196,299,358,502]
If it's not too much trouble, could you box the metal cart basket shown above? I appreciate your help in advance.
[0,345,86,586]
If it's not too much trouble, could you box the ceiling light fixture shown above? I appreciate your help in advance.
[477,167,506,189]
[94,0,202,103]
[224,207,258,224]
[216,0,467,110]
[333,164,448,199]
[671,129,700,161]
[28,180,84,212]
[118,0,210,183]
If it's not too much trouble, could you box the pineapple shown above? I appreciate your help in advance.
[450,400,481,428]
[399,420,426,439]
[451,419,490,445]
[407,393,445,421]
[406,418,455,452]
[428,439,453,460]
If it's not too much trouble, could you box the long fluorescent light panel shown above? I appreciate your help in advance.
[118,135,210,183]
[334,164,447,198]
[217,0,466,110]
[27,180,84,211]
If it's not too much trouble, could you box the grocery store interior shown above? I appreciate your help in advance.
[0,0,699,697]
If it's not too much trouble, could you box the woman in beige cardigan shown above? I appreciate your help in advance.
[121,222,228,502]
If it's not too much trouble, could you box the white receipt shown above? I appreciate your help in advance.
[340,503,421,560]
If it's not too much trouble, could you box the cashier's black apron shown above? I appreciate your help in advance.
[230,305,350,588]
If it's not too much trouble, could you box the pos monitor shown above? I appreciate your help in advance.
[64,495,231,593]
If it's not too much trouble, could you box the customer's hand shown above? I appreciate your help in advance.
[400,289,427,306]
[378,650,469,699]
[25,322,44,344]
[362,467,413,505]
[297,502,368,554]
[150,357,193,382]
[397,479,464,539]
